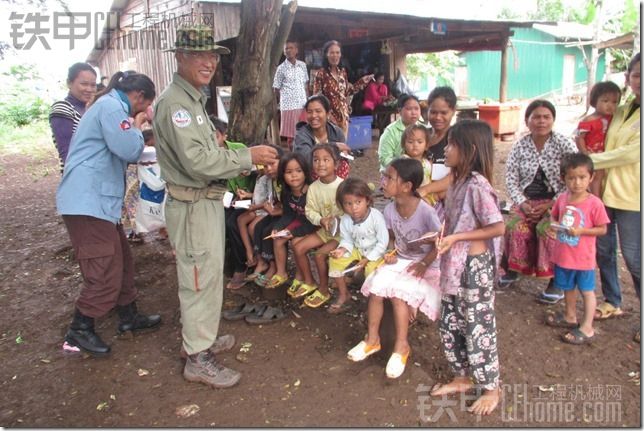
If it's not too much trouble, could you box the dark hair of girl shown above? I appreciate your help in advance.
[625,53,641,93]
[321,40,342,70]
[67,62,97,84]
[627,52,641,73]
[588,81,621,108]
[400,124,429,155]
[335,177,373,211]
[447,119,495,183]
[278,152,312,198]
[427,86,457,110]
[524,99,556,121]
[397,93,420,111]
[142,129,154,142]
[305,94,331,112]
[208,115,228,134]
[311,143,340,165]
[388,158,424,197]
[90,71,156,107]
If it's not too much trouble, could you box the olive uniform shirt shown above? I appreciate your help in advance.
[153,73,252,188]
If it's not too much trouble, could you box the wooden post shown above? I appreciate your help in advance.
[228,0,297,145]
[499,36,509,103]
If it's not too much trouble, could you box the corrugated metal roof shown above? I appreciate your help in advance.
[532,22,594,40]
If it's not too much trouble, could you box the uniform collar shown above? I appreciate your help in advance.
[115,89,132,115]
[108,89,131,115]
[173,72,207,106]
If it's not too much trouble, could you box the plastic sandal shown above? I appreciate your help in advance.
[594,302,624,320]
[347,340,381,362]
[265,274,288,289]
[287,279,303,297]
[303,289,331,308]
[245,305,286,325]
[386,351,410,379]
[561,327,594,345]
[327,301,352,315]
[291,282,318,299]
[544,311,578,328]
[254,274,269,287]
[222,302,264,321]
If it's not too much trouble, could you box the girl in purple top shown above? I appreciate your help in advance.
[348,158,442,380]
[49,63,97,171]
[431,120,505,416]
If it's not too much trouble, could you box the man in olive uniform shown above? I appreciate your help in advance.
[153,25,278,389]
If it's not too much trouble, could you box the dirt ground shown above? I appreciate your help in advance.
[0,122,640,427]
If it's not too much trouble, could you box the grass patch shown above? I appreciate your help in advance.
[0,120,55,160]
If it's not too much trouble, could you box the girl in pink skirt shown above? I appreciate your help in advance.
[347,158,442,379]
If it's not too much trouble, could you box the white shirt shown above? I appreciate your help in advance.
[272,59,309,111]
[338,208,389,262]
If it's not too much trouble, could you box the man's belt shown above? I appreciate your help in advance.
[166,183,227,203]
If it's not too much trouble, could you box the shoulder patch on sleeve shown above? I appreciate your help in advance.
[120,119,132,130]
[172,109,192,128]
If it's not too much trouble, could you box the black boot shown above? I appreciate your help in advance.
[65,309,111,356]
[117,302,161,334]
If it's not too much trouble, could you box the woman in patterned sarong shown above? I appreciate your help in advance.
[500,100,577,304]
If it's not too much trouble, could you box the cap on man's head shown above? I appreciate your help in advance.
[164,25,231,54]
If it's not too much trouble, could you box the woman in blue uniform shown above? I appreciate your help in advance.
[56,71,161,356]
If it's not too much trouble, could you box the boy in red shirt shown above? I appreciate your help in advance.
[545,153,610,345]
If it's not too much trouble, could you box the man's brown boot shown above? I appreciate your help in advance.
[183,350,241,389]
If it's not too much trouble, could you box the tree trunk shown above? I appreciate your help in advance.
[585,0,604,111]
[228,0,298,146]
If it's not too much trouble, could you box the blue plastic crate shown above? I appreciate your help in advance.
[347,116,372,150]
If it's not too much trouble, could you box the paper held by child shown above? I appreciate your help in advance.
[430,163,450,181]
[222,191,235,208]
[340,152,355,161]
[263,229,290,240]
[550,222,572,232]
[342,263,364,275]
[407,231,439,244]
[327,216,340,237]
[233,199,252,209]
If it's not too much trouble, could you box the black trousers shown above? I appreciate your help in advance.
[225,208,247,273]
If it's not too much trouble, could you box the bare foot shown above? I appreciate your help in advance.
[430,377,473,396]
[408,305,417,323]
[468,387,501,415]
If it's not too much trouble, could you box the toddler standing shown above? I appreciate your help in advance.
[545,153,609,344]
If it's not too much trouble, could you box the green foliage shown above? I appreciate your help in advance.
[0,63,50,126]
[527,0,566,21]
[0,119,53,159]
[405,52,460,88]
[620,0,638,33]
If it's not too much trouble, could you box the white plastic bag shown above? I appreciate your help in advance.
[135,163,166,233]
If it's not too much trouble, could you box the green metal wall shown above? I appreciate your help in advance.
[463,27,606,100]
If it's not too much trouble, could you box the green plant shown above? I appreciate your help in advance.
[0,119,54,159]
